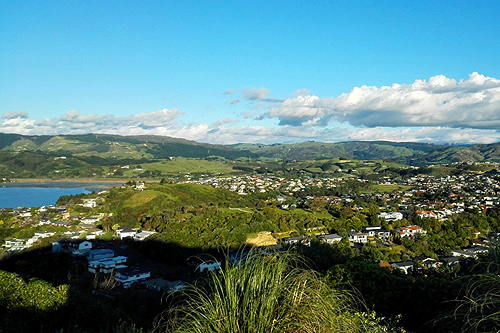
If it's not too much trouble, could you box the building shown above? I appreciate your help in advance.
[362,226,390,240]
[347,231,368,244]
[378,212,403,221]
[88,256,127,274]
[317,233,342,244]
[87,248,115,261]
[397,225,426,238]
[283,235,311,246]
[114,268,151,288]
[52,239,92,254]
[117,226,136,239]
[391,261,414,274]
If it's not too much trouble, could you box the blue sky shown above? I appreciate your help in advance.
[1,1,500,144]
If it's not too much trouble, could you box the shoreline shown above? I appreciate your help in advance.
[8,178,128,184]
[1,178,127,189]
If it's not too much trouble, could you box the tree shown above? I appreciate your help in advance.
[347,216,363,232]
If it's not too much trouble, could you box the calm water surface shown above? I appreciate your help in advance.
[0,182,120,209]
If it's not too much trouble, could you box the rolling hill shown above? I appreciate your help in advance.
[0,133,499,175]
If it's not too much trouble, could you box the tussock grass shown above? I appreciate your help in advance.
[450,244,500,333]
[455,274,500,332]
[160,251,387,333]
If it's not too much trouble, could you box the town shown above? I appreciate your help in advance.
[2,162,499,294]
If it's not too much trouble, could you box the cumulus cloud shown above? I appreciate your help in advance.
[290,88,310,97]
[199,125,500,145]
[243,87,284,102]
[0,107,499,145]
[264,72,500,129]
[2,73,500,146]
[2,111,29,119]
[212,118,235,126]
[0,108,184,136]
[225,87,284,105]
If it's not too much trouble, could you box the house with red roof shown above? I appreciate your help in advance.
[397,225,426,238]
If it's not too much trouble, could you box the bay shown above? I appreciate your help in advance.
[0,182,120,209]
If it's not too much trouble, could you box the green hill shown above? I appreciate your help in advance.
[0,133,499,178]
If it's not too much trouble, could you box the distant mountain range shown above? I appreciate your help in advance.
[0,133,499,166]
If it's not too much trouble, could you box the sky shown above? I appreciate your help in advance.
[1,1,500,145]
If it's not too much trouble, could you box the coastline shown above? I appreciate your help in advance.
[9,178,127,184]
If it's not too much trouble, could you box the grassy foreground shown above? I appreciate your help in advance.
[161,251,389,333]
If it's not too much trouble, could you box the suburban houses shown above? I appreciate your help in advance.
[1,163,499,289]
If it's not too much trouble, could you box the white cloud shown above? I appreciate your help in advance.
[289,88,310,97]
[0,108,499,145]
[199,125,500,145]
[243,87,271,100]
[2,111,28,119]
[264,72,500,129]
[2,73,500,146]
[0,108,184,135]
[226,87,284,104]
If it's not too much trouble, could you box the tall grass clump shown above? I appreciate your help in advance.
[454,274,500,332]
[450,242,500,332]
[161,250,388,333]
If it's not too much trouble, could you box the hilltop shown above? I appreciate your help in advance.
[2,133,499,165]
[0,133,499,181]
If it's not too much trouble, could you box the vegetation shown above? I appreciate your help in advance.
[0,133,500,181]
[1,133,500,331]
[444,243,500,332]
[163,250,389,333]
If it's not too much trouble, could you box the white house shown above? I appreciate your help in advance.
[397,225,426,238]
[114,268,151,288]
[81,217,100,225]
[19,211,31,217]
[87,248,115,261]
[34,231,56,238]
[378,212,403,221]
[188,255,222,273]
[4,238,31,252]
[4,239,28,248]
[414,256,440,269]
[69,240,92,255]
[347,231,368,244]
[133,230,156,241]
[38,219,54,226]
[318,233,342,244]
[81,199,98,208]
[283,235,311,246]
[362,226,390,240]
[117,226,136,239]
[391,261,414,274]
[88,256,127,274]
[52,239,92,254]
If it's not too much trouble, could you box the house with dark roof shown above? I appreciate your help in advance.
[52,239,92,255]
[318,233,342,244]
[114,268,151,288]
[117,225,136,239]
[391,261,414,274]
[347,231,368,244]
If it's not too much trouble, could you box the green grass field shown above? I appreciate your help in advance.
[128,158,237,176]
[370,184,411,193]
